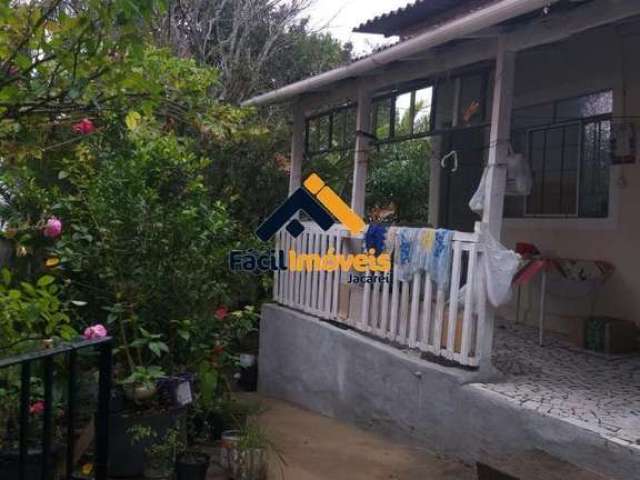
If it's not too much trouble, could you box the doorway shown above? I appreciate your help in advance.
[438,126,488,232]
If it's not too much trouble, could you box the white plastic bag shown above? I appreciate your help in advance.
[505,149,532,196]
[476,223,521,307]
[469,168,488,215]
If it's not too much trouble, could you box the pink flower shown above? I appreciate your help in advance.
[215,307,228,320]
[72,118,95,135]
[29,401,45,415]
[84,324,108,340]
[43,217,62,238]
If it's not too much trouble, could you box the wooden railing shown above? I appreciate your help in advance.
[273,223,485,367]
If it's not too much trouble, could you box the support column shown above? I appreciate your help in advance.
[478,38,516,374]
[289,102,305,194]
[351,88,372,217]
[482,38,515,238]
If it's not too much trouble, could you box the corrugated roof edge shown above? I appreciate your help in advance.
[353,0,429,34]
[242,0,557,107]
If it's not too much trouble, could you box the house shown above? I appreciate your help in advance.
[244,1,640,478]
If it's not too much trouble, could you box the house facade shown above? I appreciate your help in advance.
[245,2,640,478]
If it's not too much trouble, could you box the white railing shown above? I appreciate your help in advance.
[273,223,485,367]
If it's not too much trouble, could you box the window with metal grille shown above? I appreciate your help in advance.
[505,90,612,218]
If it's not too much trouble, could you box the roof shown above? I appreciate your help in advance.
[242,0,568,107]
[353,0,500,37]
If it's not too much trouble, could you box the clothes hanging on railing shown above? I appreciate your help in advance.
[364,224,387,256]
[429,229,455,291]
[413,228,437,274]
[385,226,398,254]
[395,228,419,282]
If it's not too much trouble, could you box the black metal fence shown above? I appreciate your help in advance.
[0,337,112,480]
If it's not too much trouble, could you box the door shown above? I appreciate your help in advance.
[439,126,488,232]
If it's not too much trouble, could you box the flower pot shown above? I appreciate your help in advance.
[123,383,157,402]
[108,409,185,478]
[220,431,266,480]
[175,451,210,480]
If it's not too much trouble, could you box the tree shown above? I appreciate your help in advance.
[156,0,352,102]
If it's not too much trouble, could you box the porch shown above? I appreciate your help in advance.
[249,1,640,478]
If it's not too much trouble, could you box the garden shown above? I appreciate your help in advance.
[0,0,351,478]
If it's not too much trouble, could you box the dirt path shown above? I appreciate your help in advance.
[251,395,474,480]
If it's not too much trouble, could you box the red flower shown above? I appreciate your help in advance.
[215,306,228,320]
[72,118,95,135]
[29,401,45,415]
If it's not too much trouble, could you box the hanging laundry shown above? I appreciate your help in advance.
[385,226,398,255]
[395,228,419,282]
[429,229,455,290]
[365,224,387,256]
[412,228,437,274]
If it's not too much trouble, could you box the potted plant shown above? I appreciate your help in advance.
[130,425,185,480]
[220,422,270,480]
[122,366,166,403]
[175,450,210,480]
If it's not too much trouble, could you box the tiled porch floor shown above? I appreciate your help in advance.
[475,321,640,447]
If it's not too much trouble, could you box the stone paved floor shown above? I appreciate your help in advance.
[475,321,640,447]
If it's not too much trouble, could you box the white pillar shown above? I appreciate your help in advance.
[351,88,372,217]
[482,38,515,238]
[289,102,305,194]
[478,38,515,374]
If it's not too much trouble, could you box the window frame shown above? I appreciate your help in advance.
[304,103,357,157]
[507,89,614,220]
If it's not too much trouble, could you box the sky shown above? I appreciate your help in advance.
[305,0,411,55]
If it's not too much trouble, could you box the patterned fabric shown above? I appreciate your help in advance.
[364,224,387,256]
[385,227,398,255]
[552,259,614,282]
[429,229,455,290]
[395,228,419,282]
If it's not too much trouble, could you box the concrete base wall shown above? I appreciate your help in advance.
[259,303,640,480]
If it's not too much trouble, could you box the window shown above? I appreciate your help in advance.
[506,90,613,219]
[371,85,434,142]
[305,105,356,155]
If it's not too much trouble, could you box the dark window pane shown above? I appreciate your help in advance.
[512,102,555,131]
[504,196,524,218]
[459,74,485,126]
[556,91,613,121]
[434,79,455,129]
[579,120,610,217]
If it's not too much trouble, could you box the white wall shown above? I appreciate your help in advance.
[501,24,640,330]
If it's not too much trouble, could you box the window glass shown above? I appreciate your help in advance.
[413,87,433,134]
[373,98,392,141]
[458,74,485,126]
[507,90,612,219]
[395,92,413,138]
[556,91,613,121]
[579,120,610,217]
[331,110,346,150]
[434,79,455,130]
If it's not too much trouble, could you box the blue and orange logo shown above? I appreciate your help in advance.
[256,173,366,241]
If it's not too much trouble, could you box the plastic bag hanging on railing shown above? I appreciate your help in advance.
[476,222,521,307]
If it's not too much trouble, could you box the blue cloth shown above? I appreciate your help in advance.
[429,229,455,290]
[365,224,387,256]
[396,228,418,282]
